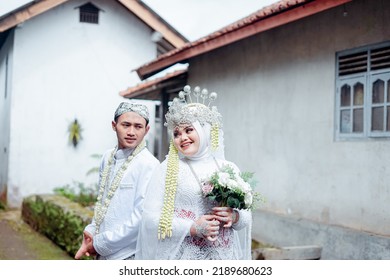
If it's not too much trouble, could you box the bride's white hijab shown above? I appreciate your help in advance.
[175,120,225,161]
[176,121,211,161]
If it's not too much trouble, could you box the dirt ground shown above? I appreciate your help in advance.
[0,209,72,260]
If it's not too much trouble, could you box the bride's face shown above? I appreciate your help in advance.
[173,124,200,156]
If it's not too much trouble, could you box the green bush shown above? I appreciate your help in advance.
[0,200,6,211]
[54,181,98,207]
[22,194,93,258]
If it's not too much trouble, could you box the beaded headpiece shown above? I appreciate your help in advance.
[158,85,222,240]
[164,85,222,132]
[114,102,149,122]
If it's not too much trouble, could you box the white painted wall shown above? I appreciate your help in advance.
[188,0,390,236]
[0,31,13,199]
[4,0,159,207]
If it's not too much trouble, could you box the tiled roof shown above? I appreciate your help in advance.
[0,0,188,47]
[135,0,351,79]
[120,68,188,99]
[140,0,309,66]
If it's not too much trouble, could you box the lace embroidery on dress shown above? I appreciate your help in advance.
[172,158,236,260]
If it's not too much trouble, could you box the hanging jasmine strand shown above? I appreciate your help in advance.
[158,140,179,239]
[93,140,146,234]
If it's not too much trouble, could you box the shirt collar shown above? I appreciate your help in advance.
[115,148,134,160]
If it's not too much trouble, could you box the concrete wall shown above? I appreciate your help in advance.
[187,0,390,258]
[252,209,390,259]
[4,0,159,207]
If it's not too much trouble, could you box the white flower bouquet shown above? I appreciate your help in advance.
[201,164,262,210]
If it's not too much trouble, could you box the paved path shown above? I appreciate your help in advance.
[0,209,72,260]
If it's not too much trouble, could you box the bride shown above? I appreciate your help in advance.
[136,85,252,260]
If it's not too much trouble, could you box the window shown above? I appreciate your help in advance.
[79,3,99,24]
[336,42,390,139]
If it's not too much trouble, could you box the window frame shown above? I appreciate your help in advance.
[335,41,390,140]
[368,71,390,138]
[336,74,367,139]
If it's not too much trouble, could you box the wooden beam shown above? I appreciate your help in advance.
[0,0,70,32]
[137,0,352,79]
[117,0,186,48]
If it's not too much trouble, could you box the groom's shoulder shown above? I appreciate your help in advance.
[138,147,160,165]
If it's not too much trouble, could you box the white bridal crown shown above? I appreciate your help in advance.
[164,85,222,131]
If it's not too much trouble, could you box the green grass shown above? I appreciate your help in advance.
[1,211,72,260]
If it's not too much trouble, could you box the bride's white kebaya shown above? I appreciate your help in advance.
[136,85,252,260]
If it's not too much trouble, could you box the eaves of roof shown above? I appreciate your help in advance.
[120,68,188,100]
[117,0,188,47]
[0,0,69,32]
[0,0,188,48]
[135,0,352,79]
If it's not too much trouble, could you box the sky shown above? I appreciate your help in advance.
[142,0,277,41]
[0,0,278,41]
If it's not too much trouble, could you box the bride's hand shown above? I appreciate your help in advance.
[190,214,220,241]
[212,207,238,228]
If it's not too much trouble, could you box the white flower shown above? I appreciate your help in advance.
[226,178,238,189]
[202,164,261,210]
[240,181,251,193]
[244,192,253,207]
[217,172,230,186]
[236,175,246,185]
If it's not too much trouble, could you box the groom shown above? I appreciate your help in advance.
[75,102,159,260]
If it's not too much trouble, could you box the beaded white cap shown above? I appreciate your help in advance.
[114,102,149,121]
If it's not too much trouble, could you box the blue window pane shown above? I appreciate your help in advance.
[372,107,384,131]
[341,110,351,133]
[353,83,364,105]
[387,106,390,131]
[341,85,351,106]
[353,109,363,132]
[388,80,390,102]
[372,80,384,104]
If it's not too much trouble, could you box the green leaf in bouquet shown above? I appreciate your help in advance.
[227,197,240,209]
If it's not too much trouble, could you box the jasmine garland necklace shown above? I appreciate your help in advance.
[93,140,146,234]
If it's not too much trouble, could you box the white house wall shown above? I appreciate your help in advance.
[188,0,390,241]
[0,30,14,202]
[6,0,158,207]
